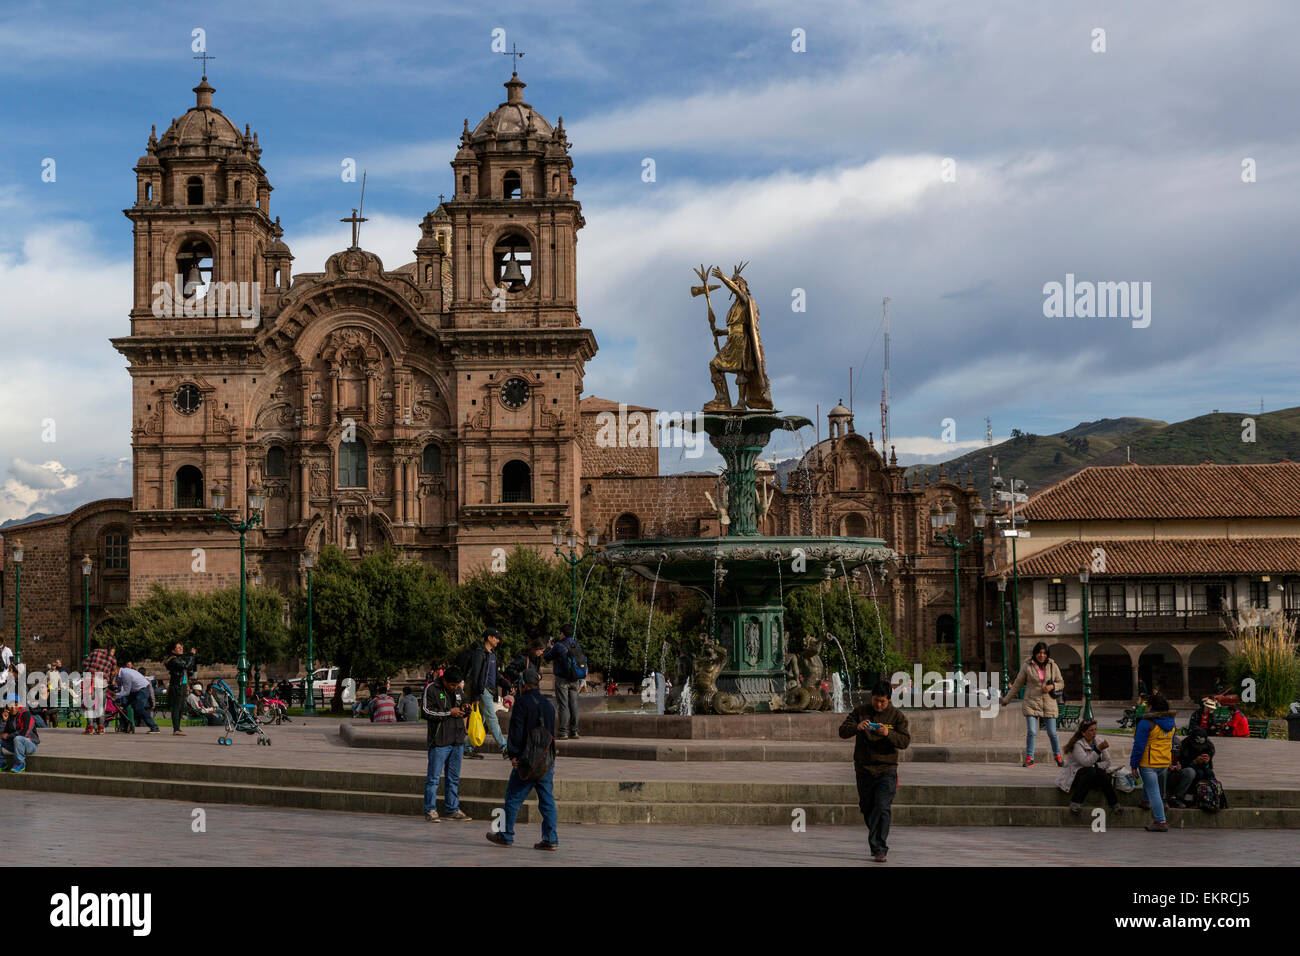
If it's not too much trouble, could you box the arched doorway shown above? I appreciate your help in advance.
[936,614,955,645]
[1050,644,1082,700]
[614,513,640,540]
[1188,642,1230,699]
[842,513,868,537]
[1089,642,1133,700]
[174,465,204,509]
[1139,642,1184,700]
[501,460,531,502]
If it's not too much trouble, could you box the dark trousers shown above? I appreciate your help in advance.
[1069,765,1119,806]
[130,689,159,731]
[554,678,580,736]
[855,769,897,857]
[171,690,185,731]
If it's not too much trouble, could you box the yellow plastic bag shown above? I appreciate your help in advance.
[467,702,486,748]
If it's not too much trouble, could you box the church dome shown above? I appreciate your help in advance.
[156,78,248,153]
[469,73,553,142]
[829,400,852,418]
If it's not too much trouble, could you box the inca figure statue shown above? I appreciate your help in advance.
[693,263,773,411]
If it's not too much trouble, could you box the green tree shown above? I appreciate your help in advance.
[783,581,895,683]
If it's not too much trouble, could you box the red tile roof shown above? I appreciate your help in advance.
[1021,462,1300,520]
[579,396,657,413]
[1013,537,1300,578]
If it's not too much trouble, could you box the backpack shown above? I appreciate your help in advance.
[565,639,588,681]
[1195,777,1226,813]
[517,705,557,782]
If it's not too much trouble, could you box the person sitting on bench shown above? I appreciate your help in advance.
[186,682,225,726]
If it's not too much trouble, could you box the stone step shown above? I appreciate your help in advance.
[2,771,1293,827]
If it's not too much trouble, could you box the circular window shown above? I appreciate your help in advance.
[173,383,202,415]
[500,377,530,410]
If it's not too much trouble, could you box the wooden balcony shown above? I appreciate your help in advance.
[1087,609,1229,633]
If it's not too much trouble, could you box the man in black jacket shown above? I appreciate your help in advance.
[1171,726,1215,807]
[0,702,40,772]
[486,668,558,850]
[838,681,911,863]
[421,666,473,822]
[460,628,507,759]
[164,643,197,736]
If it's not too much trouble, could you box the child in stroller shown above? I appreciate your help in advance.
[105,693,135,734]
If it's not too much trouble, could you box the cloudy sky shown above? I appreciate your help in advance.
[1,0,1297,521]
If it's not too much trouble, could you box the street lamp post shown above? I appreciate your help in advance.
[993,477,1031,696]
[1079,567,1094,721]
[553,526,600,638]
[249,566,263,696]
[11,538,22,665]
[931,501,986,686]
[211,483,266,709]
[81,554,93,668]
[997,577,1009,696]
[301,550,317,716]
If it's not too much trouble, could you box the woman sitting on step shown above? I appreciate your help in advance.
[1056,718,1122,815]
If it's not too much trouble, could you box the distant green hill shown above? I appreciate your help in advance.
[906,407,1300,497]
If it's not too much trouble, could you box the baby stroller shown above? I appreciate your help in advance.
[208,679,271,746]
[255,691,291,726]
[106,694,135,734]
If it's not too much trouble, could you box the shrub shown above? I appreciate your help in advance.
[1226,610,1300,718]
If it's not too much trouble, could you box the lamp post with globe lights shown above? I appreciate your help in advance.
[931,500,986,686]
[211,482,266,708]
[553,526,600,638]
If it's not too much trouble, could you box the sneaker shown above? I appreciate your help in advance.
[465,752,484,760]
[1022,757,1034,767]
[871,852,887,863]
[1069,802,1083,815]
[556,734,568,740]
[173,730,187,736]
[424,811,440,822]
[445,810,473,821]
[10,764,25,773]
[1145,821,1168,832]
[1110,804,1124,815]
[485,832,510,847]
[1054,754,1064,767]
[534,841,558,851]
[83,727,94,735]
[95,727,104,735]
[147,729,161,735]
[570,733,580,740]
[501,749,511,760]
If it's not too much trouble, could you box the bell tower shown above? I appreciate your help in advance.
[443,73,596,575]
[125,75,275,336]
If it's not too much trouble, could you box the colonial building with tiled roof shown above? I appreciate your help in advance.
[995,462,1300,702]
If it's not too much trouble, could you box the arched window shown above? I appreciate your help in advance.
[421,444,442,474]
[493,232,532,291]
[843,513,868,537]
[176,238,213,299]
[265,446,287,477]
[145,182,153,201]
[551,173,560,195]
[614,513,640,540]
[186,176,204,205]
[338,438,368,488]
[936,614,955,645]
[174,465,204,509]
[424,264,433,283]
[503,170,522,199]
[233,180,242,200]
[461,174,470,196]
[501,460,531,502]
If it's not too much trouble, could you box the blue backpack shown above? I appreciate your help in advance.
[563,638,588,681]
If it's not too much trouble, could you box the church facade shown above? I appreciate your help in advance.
[0,72,990,671]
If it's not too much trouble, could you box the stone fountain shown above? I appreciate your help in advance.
[596,263,895,712]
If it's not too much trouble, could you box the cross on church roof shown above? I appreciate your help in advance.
[193,50,216,76]
[499,42,525,73]
[341,208,368,250]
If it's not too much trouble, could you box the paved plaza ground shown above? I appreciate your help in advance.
[9,789,1295,867]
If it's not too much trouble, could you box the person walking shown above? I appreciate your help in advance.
[838,680,912,863]
[0,702,40,772]
[1000,642,1065,767]
[1130,693,1177,832]
[544,623,585,739]
[164,643,197,736]
[115,665,160,734]
[460,628,508,759]
[486,668,558,850]
[420,666,472,823]
[1056,717,1122,815]
[81,640,117,735]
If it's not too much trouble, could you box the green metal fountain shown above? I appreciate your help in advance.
[595,263,895,711]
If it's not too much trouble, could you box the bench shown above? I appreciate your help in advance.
[1247,718,1271,739]
[1212,706,1231,724]
[1057,704,1082,729]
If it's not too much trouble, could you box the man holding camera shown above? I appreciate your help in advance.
[839,680,911,863]
[421,666,473,823]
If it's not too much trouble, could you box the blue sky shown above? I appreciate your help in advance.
[2,0,1299,520]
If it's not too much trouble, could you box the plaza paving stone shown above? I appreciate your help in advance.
[6,789,1295,866]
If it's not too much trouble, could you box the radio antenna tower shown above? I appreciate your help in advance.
[880,297,891,449]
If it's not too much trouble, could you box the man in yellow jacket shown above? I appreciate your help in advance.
[1130,693,1176,832]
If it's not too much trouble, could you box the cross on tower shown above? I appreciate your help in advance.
[499,42,525,73]
[341,208,368,250]
[193,50,216,76]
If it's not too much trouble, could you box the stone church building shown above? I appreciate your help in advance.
[0,73,988,670]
